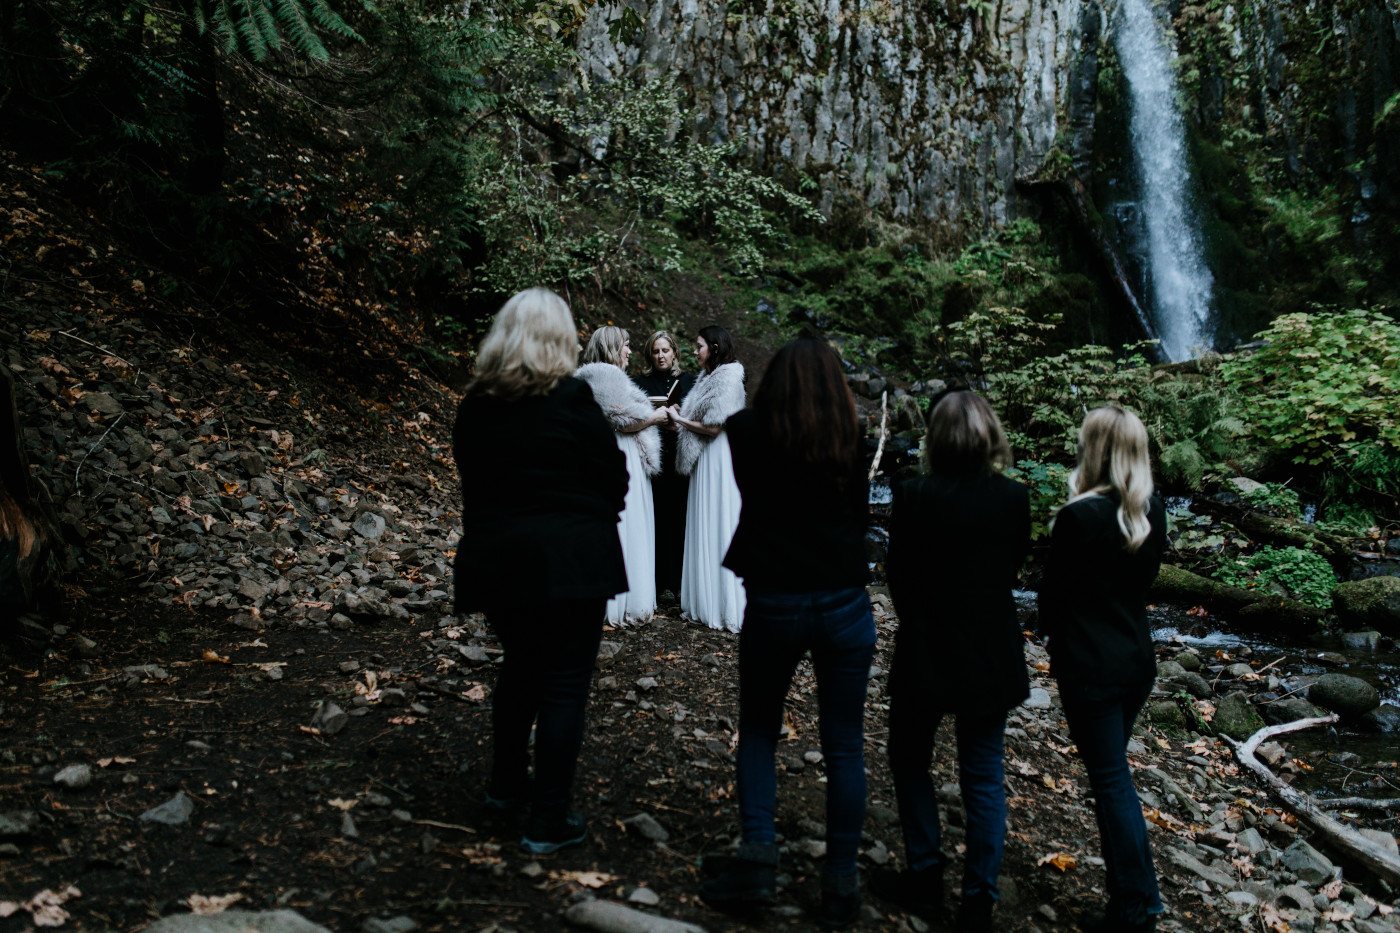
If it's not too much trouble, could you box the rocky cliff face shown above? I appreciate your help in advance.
[577,0,1400,245]
[577,0,1088,234]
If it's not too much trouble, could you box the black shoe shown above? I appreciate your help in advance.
[1082,910,1158,933]
[700,842,779,910]
[817,870,861,930]
[870,864,945,919]
[956,891,995,933]
[521,812,588,855]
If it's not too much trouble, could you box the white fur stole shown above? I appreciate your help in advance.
[676,361,745,476]
[575,362,661,476]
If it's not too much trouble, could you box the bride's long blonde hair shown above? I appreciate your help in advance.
[1066,406,1154,553]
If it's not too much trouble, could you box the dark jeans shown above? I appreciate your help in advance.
[1059,679,1163,922]
[486,598,607,821]
[736,586,876,877]
[887,656,1008,898]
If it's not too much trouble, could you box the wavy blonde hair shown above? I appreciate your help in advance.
[1066,406,1155,553]
[583,326,629,368]
[642,330,681,377]
[469,288,579,400]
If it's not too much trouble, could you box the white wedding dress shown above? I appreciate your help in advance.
[680,429,745,632]
[606,433,656,626]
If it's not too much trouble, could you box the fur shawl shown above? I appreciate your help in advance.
[575,363,661,476]
[677,361,746,476]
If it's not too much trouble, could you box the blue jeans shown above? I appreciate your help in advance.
[887,654,1007,897]
[486,598,606,821]
[1059,680,1163,922]
[736,587,876,876]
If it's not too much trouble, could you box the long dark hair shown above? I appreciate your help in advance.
[697,325,735,374]
[754,338,861,483]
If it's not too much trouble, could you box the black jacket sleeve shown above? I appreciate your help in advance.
[1037,503,1082,643]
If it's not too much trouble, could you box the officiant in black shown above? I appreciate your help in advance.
[633,330,697,597]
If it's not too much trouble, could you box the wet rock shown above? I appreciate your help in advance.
[1359,705,1400,733]
[363,917,417,933]
[1333,577,1400,632]
[1165,848,1238,889]
[627,887,661,906]
[312,702,349,736]
[1340,631,1383,651]
[340,812,359,839]
[1214,692,1266,740]
[1223,663,1254,679]
[53,763,93,790]
[622,813,669,843]
[353,512,386,540]
[1281,840,1336,886]
[1023,687,1052,709]
[140,792,195,825]
[1308,673,1381,717]
[0,810,38,837]
[1168,671,1214,699]
[141,910,332,933]
[1145,702,1187,728]
[1262,697,1328,725]
[562,900,706,932]
[1234,827,1267,856]
[1359,828,1400,859]
[1174,651,1203,672]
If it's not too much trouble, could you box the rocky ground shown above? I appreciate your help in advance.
[3,151,1400,933]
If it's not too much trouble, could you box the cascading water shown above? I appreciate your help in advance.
[1113,0,1214,361]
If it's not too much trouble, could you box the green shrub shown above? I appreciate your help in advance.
[1243,482,1301,517]
[1004,459,1071,542]
[1221,309,1400,469]
[1213,545,1337,608]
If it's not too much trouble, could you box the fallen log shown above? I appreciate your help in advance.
[1317,797,1400,811]
[1225,715,1400,886]
[1149,564,1327,631]
[868,391,889,483]
[1194,494,1355,574]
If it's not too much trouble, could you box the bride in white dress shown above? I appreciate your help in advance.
[576,327,669,626]
[671,325,747,632]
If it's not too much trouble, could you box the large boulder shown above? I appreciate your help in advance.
[142,911,331,933]
[1308,673,1381,718]
[1359,705,1400,734]
[1214,691,1266,741]
[1333,577,1400,632]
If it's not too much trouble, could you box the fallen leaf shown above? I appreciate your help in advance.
[1321,879,1343,900]
[557,871,616,888]
[462,683,487,702]
[201,649,230,664]
[237,639,268,649]
[327,798,357,811]
[1321,907,1353,922]
[96,757,136,768]
[387,716,419,725]
[188,893,244,916]
[1036,852,1076,872]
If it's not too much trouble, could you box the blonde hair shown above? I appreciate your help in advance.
[583,326,629,368]
[643,330,681,376]
[925,390,1012,474]
[0,484,35,560]
[1067,406,1154,553]
[469,288,579,400]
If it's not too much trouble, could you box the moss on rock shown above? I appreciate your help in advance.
[1333,577,1400,633]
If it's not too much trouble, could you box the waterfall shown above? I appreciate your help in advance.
[1114,0,1214,361]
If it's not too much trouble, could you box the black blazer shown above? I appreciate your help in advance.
[1038,493,1167,687]
[452,377,628,611]
[886,471,1032,714]
[632,370,696,476]
[723,409,870,593]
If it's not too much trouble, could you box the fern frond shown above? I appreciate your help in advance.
[272,0,330,61]
[307,0,362,41]
[250,1,285,57]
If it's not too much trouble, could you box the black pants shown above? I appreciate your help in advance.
[652,469,688,595]
[486,598,606,821]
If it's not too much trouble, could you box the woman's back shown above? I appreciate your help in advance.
[1038,492,1167,686]
[886,470,1031,712]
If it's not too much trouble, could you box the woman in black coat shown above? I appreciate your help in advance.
[875,390,1031,933]
[453,287,628,856]
[1039,406,1167,933]
[631,330,695,596]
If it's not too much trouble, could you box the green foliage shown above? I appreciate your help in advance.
[939,306,1155,461]
[1221,309,1400,473]
[1004,459,1070,541]
[1243,482,1301,518]
[1213,545,1337,609]
[1315,501,1377,536]
[471,75,822,295]
[193,0,364,63]
[1131,373,1246,489]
